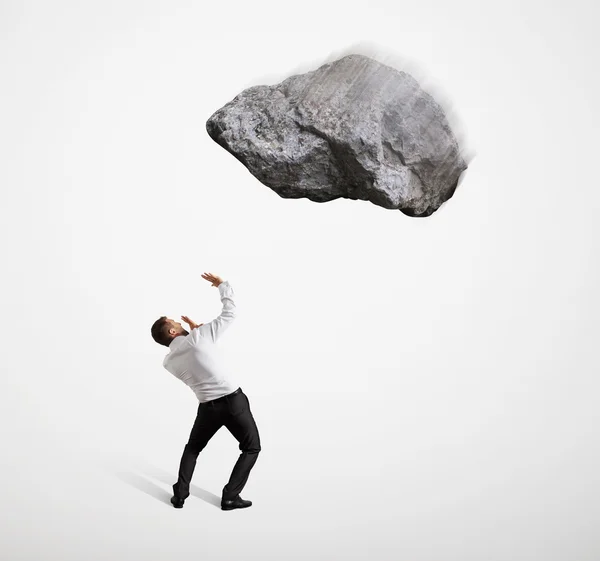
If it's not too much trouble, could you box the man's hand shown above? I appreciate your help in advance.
[181,315,203,330]
[201,272,224,287]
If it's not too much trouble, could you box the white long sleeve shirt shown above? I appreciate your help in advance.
[163,281,239,403]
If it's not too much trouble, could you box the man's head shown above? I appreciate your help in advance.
[151,316,189,347]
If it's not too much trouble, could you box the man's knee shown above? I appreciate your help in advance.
[241,441,261,455]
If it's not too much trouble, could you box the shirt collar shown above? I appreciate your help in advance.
[169,335,187,349]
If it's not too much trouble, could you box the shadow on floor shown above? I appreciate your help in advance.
[115,471,172,506]
[115,463,221,508]
[148,470,222,508]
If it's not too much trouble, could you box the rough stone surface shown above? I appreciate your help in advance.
[206,54,468,217]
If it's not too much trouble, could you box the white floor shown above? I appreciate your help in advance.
[4,376,599,561]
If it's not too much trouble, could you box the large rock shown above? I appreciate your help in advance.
[206,54,468,217]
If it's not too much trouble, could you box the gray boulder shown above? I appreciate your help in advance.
[206,54,468,217]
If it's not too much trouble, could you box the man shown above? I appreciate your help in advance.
[150,272,261,511]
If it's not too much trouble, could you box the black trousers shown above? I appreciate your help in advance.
[173,387,261,501]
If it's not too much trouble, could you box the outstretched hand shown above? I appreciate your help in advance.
[201,272,223,287]
[181,273,223,329]
[181,315,203,330]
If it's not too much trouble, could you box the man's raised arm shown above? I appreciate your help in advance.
[192,273,236,343]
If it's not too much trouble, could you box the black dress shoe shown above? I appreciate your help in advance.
[221,495,252,511]
[171,496,185,509]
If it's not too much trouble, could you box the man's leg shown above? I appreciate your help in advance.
[173,402,223,500]
[222,391,261,501]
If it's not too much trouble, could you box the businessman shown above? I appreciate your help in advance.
[151,272,261,511]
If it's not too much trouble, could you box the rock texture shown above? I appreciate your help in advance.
[206,54,467,217]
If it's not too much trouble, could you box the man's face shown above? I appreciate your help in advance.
[167,318,187,337]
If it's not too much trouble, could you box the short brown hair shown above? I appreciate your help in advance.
[151,316,172,347]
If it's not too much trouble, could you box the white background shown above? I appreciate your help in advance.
[1,1,599,560]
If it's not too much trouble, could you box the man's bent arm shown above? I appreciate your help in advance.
[192,281,236,343]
